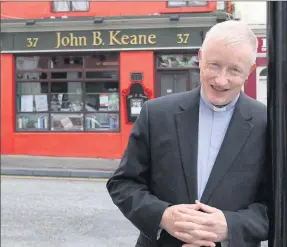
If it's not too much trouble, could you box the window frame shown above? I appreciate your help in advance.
[15,54,120,133]
[167,0,209,8]
[52,0,90,13]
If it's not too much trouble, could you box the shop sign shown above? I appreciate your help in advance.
[0,27,207,53]
[257,37,267,53]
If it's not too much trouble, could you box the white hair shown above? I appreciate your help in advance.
[201,20,258,66]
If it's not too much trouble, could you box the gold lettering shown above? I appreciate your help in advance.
[26,38,38,48]
[148,34,156,44]
[109,31,157,45]
[55,32,87,48]
[62,37,70,47]
[109,31,122,45]
[177,33,190,44]
[121,35,130,45]
[92,31,104,46]
[137,35,147,44]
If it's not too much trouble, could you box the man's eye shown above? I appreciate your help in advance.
[232,68,241,73]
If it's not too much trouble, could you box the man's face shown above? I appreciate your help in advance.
[198,39,255,106]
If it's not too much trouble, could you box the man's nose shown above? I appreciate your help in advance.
[214,69,229,87]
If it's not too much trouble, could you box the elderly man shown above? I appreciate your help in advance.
[106,20,269,247]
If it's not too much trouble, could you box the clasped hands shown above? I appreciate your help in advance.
[160,200,228,247]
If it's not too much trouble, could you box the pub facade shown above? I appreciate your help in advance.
[1,2,239,158]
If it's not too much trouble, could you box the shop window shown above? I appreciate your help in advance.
[157,54,199,68]
[52,0,89,12]
[167,1,208,7]
[15,54,119,132]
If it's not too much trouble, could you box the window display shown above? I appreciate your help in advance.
[15,54,119,132]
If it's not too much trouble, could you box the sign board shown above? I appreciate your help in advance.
[0,27,207,53]
[257,37,267,53]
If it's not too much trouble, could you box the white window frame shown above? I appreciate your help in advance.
[167,1,208,7]
[53,0,90,12]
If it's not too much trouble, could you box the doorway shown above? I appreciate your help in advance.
[156,69,200,97]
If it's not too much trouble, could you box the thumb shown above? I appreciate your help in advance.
[195,200,217,213]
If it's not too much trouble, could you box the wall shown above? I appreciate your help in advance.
[1,1,217,19]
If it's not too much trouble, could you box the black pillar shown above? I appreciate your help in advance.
[267,2,287,247]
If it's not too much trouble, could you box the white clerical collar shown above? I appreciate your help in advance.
[200,87,239,112]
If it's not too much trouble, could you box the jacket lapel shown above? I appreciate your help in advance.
[200,93,254,203]
[175,88,200,203]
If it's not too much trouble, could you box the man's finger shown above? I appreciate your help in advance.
[175,231,216,247]
[174,221,202,231]
[183,239,216,247]
[196,201,218,214]
[176,207,208,217]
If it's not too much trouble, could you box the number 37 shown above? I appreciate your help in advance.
[177,33,190,44]
[26,38,39,48]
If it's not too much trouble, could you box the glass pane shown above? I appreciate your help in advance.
[51,82,83,112]
[16,82,48,94]
[51,56,83,69]
[51,114,83,131]
[16,72,48,80]
[187,1,208,6]
[16,114,49,131]
[51,72,82,79]
[168,1,187,7]
[72,0,89,11]
[158,55,199,68]
[53,0,70,12]
[85,93,119,112]
[86,113,119,131]
[86,81,119,93]
[86,71,118,80]
[17,94,49,112]
[85,54,119,69]
[16,56,49,70]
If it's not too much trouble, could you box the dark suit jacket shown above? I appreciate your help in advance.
[106,87,269,247]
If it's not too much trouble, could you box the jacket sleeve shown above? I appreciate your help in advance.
[223,160,270,246]
[106,102,171,241]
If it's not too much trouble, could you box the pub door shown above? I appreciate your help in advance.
[156,69,200,97]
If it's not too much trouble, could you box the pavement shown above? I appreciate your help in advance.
[1,155,120,179]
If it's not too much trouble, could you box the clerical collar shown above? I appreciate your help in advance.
[200,87,239,112]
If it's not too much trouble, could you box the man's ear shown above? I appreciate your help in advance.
[249,63,256,74]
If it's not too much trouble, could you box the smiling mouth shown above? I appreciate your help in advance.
[211,85,228,92]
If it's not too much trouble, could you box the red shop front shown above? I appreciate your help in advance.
[0,14,254,159]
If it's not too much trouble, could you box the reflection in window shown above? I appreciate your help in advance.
[16,114,49,131]
[51,72,82,80]
[86,113,119,131]
[51,114,83,131]
[86,71,118,80]
[53,0,89,12]
[16,72,48,80]
[85,54,119,68]
[16,56,49,70]
[51,82,83,112]
[16,83,49,112]
[168,1,208,7]
[85,93,119,112]
[51,56,83,69]
[158,55,199,68]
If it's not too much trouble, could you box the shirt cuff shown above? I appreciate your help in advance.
[157,228,162,240]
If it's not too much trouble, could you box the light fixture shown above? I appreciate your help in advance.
[169,14,180,21]
[93,18,104,24]
[26,20,36,25]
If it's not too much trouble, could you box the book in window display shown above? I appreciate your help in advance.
[17,115,48,130]
[108,93,119,111]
